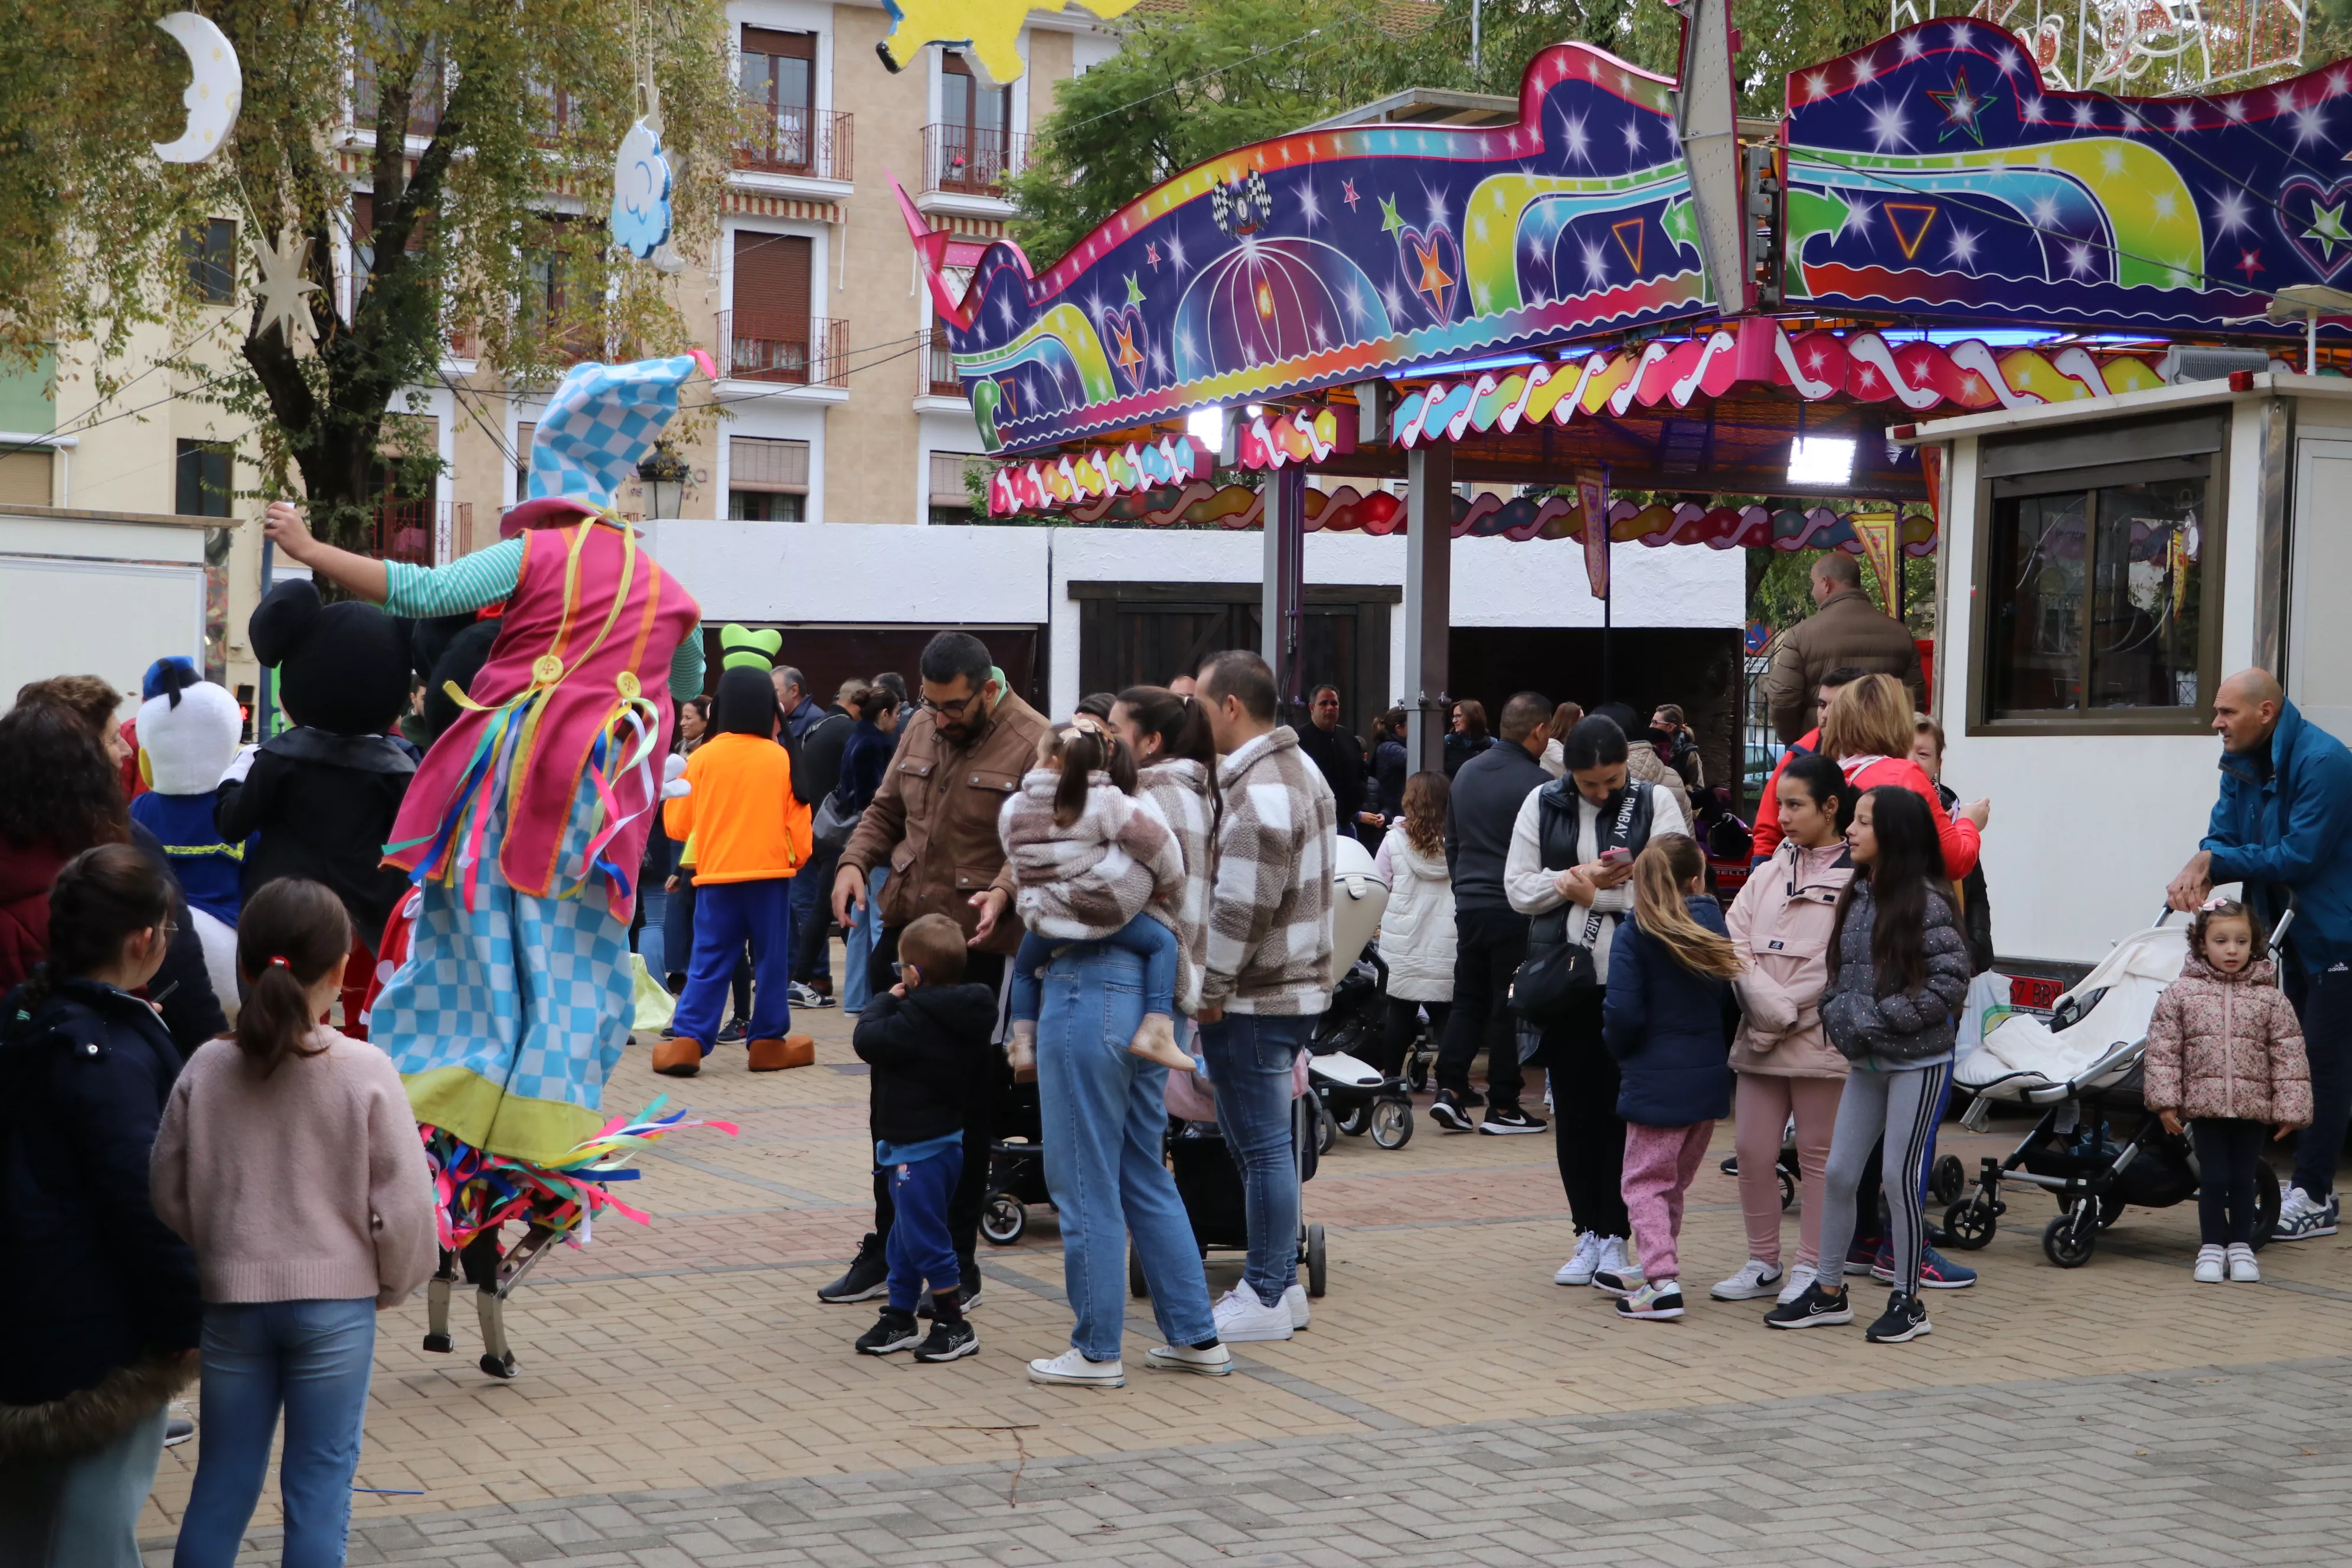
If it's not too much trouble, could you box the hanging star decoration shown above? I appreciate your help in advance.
[1926,66,1997,145]
[2307,200,2352,262]
[1123,272,1146,307]
[1378,193,1404,236]
[249,225,320,348]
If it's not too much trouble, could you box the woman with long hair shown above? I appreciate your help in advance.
[1717,751,1853,1307]
[1374,770,1455,1080]
[1602,834,1742,1320]
[152,877,437,1567]
[1766,786,1972,1343]
[0,845,201,1568]
[1443,699,1492,779]
[1538,702,1586,779]
[1818,675,1985,882]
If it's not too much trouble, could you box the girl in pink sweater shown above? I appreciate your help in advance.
[151,878,437,1568]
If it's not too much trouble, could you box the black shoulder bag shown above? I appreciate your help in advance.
[1507,784,1643,1024]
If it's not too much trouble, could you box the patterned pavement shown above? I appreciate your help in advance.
[140,971,2352,1565]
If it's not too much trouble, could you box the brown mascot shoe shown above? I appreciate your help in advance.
[749,1034,816,1071]
[652,1035,705,1076]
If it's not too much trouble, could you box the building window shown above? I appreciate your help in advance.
[929,450,983,522]
[184,218,237,305]
[937,51,1012,194]
[1974,413,2222,731]
[176,440,235,517]
[729,231,814,382]
[730,436,808,521]
[0,450,52,507]
[513,421,535,502]
[741,27,815,171]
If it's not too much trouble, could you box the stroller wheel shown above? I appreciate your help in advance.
[1370,1098,1413,1150]
[1337,1103,1370,1138]
[2251,1161,2282,1250]
[1930,1154,1966,1205]
[2062,1191,2126,1231]
[2042,1210,2098,1268]
[1314,1102,1338,1157]
[1129,1246,1148,1299]
[1305,1223,1327,1298]
[981,1193,1027,1246]
[1777,1168,1796,1211]
[1943,1198,1997,1250]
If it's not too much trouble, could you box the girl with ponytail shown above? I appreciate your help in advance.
[1599,834,1742,1322]
[151,877,437,1566]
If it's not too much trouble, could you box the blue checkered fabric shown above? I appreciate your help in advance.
[375,769,635,1153]
[525,354,702,510]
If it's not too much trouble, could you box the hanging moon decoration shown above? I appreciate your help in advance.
[152,12,243,164]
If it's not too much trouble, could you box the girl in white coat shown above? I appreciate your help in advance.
[1374,770,1456,1079]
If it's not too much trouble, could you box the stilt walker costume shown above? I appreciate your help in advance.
[349,353,732,1376]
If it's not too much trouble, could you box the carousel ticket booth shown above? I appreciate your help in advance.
[1907,373,2352,968]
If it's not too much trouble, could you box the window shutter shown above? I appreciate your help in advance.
[741,25,814,58]
[0,451,52,507]
[930,452,982,507]
[733,231,811,339]
[731,437,809,492]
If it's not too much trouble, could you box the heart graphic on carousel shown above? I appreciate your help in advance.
[2279,175,2352,282]
[1099,305,1151,392]
[1396,223,1462,324]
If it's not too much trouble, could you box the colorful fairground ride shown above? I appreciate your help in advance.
[891,0,2346,811]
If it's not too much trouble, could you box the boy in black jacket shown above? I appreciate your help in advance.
[850,914,998,1363]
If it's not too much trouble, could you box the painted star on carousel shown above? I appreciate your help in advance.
[2307,200,2352,261]
[1926,67,1995,146]
[1379,193,1405,236]
[1123,272,1146,307]
[1410,234,1455,308]
[1342,178,1361,210]
[1109,317,1145,383]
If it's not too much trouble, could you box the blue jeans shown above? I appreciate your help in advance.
[884,1145,964,1311]
[0,1398,166,1567]
[1009,914,1177,1025]
[1035,945,1216,1360]
[789,842,841,984]
[674,877,792,1048]
[175,1298,376,1568]
[635,886,668,982]
[1196,1012,1305,1306]
[843,867,887,1013]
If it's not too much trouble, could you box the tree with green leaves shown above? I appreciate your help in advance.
[0,0,737,550]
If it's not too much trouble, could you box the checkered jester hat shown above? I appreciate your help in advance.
[502,350,716,537]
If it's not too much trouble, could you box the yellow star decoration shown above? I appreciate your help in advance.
[249,225,320,349]
[878,0,1140,83]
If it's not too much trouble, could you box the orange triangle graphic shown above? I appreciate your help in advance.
[1884,202,1938,262]
[1611,218,1646,272]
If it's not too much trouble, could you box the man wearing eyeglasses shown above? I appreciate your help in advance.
[824,631,1048,1308]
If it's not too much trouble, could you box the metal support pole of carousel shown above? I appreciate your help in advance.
[1403,442,1452,775]
[1262,464,1307,720]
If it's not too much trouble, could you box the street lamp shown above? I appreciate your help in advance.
[636,441,689,520]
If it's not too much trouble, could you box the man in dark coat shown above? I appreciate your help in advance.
[1297,685,1379,848]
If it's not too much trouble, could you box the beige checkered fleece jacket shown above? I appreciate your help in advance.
[1201,728,1336,1016]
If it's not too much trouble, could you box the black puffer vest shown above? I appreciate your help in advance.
[1528,779,1661,949]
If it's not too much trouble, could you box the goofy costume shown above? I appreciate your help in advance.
[370,354,729,1378]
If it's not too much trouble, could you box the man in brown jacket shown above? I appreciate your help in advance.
[821,630,1047,1308]
[1760,553,1925,743]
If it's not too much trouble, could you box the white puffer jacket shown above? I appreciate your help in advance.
[1374,826,1456,1002]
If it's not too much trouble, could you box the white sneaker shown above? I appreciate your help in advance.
[1554,1230,1606,1287]
[1211,1287,1295,1342]
[2227,1242,2261,1282]
[1144,1342,1234,1375]
[2194,1244,2226,1283]
[1027,1348,1125,1387]
[1283,1282,1311,1331]
[1710,1259,1785,1302]
[2273,1185,2338,1240]
[1588,1236,1643,1298]
[1775,1263,1818,1305]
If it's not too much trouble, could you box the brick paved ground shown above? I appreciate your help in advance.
[142,966,2352,1564]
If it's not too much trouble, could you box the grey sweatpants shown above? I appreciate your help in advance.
[1815,1060,1954,1298]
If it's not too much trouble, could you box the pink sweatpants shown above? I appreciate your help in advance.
[1620,1121,1714,1284]
[1733,1073,1843,1270]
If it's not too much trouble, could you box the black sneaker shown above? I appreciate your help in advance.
[164,1416,195,1448]
[855,1308,920,1355]
[1429,1092,1475,1133]
[718,1018,749,1044]
[1865,1290,1932,1344]
[1765,1282,1854,1329]
[916,1279,984,1318]
[912,1319,979,1363]
[818,1234,890,1303]
[1478,1106,1547,1135]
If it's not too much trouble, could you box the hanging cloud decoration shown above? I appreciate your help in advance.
[610,118,674,260]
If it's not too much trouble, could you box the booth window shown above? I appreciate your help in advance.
[1973,413,2223,731]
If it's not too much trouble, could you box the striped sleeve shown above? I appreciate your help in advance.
[671,627,705,701]
[381,537,526,618]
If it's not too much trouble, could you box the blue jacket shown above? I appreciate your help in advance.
[837,718,897,815]
[2202,701,2352,978]
[1602,894,1739,1126]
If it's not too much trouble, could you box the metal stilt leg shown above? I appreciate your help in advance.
[423,1250,456,1354]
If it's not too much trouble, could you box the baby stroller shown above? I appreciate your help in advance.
[1939,900,2294,1269]
[980,1076,1051,1246]
[1133,1095,1327,1301]
[1306,834,1414,1151]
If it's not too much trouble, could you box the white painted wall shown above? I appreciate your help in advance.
[644,516,1746,716]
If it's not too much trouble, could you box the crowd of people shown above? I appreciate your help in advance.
[3,491,2350,1564]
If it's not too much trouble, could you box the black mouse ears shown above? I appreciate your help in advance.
[249,579,322,670]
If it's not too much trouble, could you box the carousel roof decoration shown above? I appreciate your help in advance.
[906,40,1729,455]
[1781,24,2352,337]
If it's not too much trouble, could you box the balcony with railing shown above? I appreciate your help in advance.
[352,57,444,141]
[370,499,472,564]
[718,311,847,388]
[734,105,853,183]
[918,330,964,399]
[923,125,1027,200]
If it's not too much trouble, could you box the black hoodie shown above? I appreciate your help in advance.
[852,982,999,1144]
